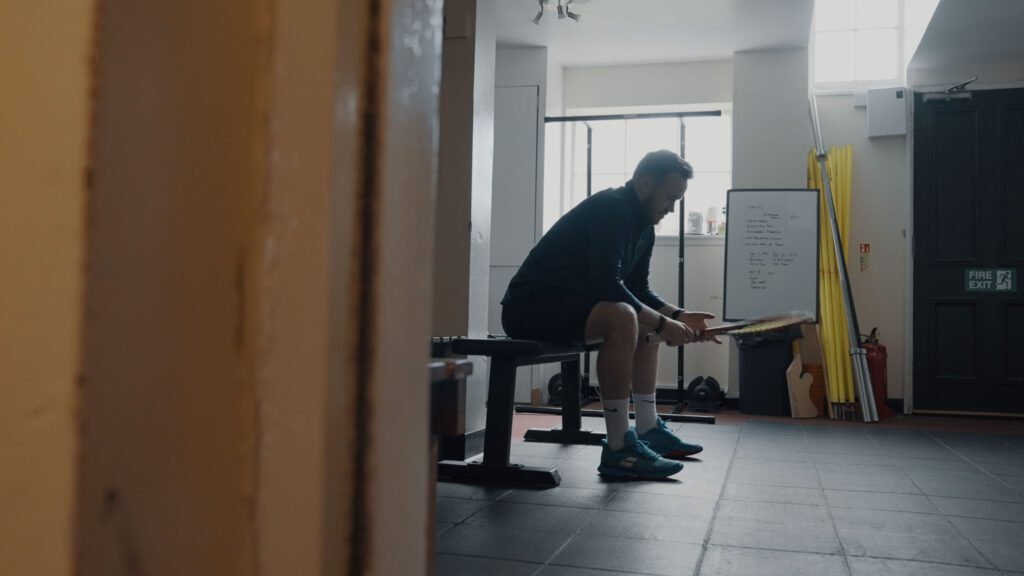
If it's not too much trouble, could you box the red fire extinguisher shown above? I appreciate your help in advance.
[863,328,895,419]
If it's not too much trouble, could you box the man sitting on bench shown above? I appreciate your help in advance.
[501,150,719,479]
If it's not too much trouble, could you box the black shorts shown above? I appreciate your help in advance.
[501,293,599,343]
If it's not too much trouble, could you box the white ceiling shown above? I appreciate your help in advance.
[495,0,814,67]
[910,0,1024,70]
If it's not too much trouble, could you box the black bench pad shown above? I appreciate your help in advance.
[449,337,599,358]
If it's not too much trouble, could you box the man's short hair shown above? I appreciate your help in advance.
[632,150,693,184]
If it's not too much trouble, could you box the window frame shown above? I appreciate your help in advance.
[548,106,731,239]
[812,0,908,94]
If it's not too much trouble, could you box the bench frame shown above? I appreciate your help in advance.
[434,336,714,486]
[435,338,603,486]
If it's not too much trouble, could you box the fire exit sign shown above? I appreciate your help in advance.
[965,268,1017,292]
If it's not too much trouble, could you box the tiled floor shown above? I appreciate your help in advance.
[436,414,1024,575]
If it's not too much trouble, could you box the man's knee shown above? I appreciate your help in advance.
[603,302,638,337]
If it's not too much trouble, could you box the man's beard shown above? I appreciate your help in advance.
[641,196,661,225]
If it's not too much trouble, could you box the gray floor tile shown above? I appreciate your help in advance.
[566,445,605,462]
[733,448,811,462]
[948,446,1023,464]
[580,509,711,544]
[876,446,963,460]
[815,463,908,478]
[730,460,817,474]
[437,524,571,564]
[913,478,1024,503]
[435,553,540,576]
[806,439,878,451]
[709,519,842,554]
[555,458,607,474]
[971,539,1024,572]
[435,418,1024,576]
[534,566,643,576]
[554,467,628,490]
[715,500,832,528]
[503,455,567,469]
[977,462,1024,477]
[847,556,998,576]
[727,468,820,489]
[437,481,512,501]
[837,528,993,568]
[615,475,726,499]
[819,473,922,494]
[896,458,978,472]
[500,486,616,509]
[723,483,825,506]
[436,496,490,524]
[948,515,1024,543]
[949,516,1024,570]
[812,452,962,469]
[830,508,961,538]
[697,545,849,576]
[997,474,1024,489]
[550,534,702,576]
[604,490,717,519]
[511,441,585,459]
[466,501,596,533]
[736,441,808,454]
[931,496,1024,522]
[903,467,995,484]
[824,490,941,514]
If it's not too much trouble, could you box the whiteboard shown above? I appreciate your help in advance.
[723,189,819,322]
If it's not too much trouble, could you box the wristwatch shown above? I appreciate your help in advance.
[671,308,685,320]
[654,315,667,334]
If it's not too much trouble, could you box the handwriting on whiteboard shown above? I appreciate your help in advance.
[743,206,799,291]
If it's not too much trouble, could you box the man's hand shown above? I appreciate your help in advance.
[659,319,697,346]
[678,311,722,344]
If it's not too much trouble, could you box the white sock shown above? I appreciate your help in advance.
[602,398,631,451]
[633,392,658,434]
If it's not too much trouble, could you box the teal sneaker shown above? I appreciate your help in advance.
[637,418,704,459]
[598,429,684,479]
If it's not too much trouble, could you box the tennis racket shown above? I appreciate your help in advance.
[645,310,814,343]
[703,310,815,336]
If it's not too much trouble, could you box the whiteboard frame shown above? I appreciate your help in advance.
[722,188,820,322]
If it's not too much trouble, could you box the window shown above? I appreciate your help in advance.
[813,0,939,91]
[681,114,731,237]
[549,108,732,238]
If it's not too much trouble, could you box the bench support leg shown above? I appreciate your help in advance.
[524,356,606,446]
[438,356,560,486]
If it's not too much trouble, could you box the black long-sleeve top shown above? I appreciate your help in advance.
[501,184,668,312]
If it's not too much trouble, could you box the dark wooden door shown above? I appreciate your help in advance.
[914,88,1024,413]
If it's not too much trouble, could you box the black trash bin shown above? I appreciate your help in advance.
[736,325,802,416]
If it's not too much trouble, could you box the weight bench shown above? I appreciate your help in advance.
[436,337,604,486]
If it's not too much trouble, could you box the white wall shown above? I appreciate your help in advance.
[730,48,813,395]
[546,53,564,115]
[543,54,564,233]
[565,60,733,109]
[732,49,812,188]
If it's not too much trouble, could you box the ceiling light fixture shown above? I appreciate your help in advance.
[566,2,582,22]
[532,0,545,25]
[532,0,582,25]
